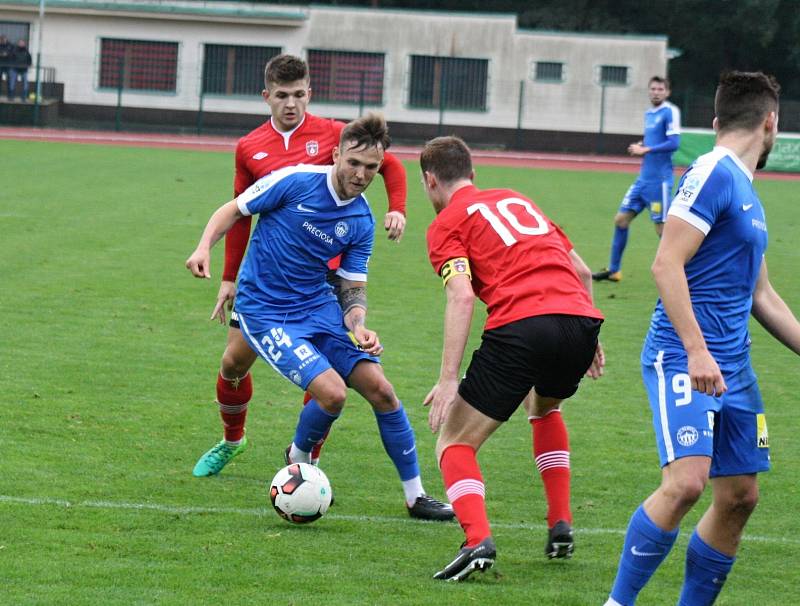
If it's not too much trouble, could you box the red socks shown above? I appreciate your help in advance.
[531,410,571,527]
[216,372,252,442]
[439,444,491,547]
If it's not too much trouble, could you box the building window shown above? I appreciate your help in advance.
[409,55,488,111]
[0,21,30,45]
[534,61,564,82]
[202,45,281,96]
[599,65,628,86]
[307,50,385,104]
[99,38,178,92]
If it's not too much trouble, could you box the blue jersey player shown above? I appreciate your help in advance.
[186,114,454,521]
[604,72,800,606]
[593,76,681,282]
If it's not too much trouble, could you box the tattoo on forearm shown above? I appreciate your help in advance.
[339,286,367,316]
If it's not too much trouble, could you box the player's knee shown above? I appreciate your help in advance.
[664,474,707,507]
[220,347,252,378]
[614,213,631,228]
[366,377,399,413]
[721,483,759,518]
[317,386,347,414]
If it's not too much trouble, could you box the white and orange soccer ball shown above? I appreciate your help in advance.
[269,463,332,524]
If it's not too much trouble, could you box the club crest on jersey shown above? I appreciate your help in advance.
[288,370,302,385]
[306,140,319,156]
[335,221,349,238]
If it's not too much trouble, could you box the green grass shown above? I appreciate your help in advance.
[1,140,798,605]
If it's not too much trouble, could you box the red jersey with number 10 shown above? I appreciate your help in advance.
[427,184,603,330]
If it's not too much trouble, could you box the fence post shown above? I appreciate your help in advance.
[437,66,447,137]
[597,83,607,154]
[515,79,525,150]
[115,57,124,131]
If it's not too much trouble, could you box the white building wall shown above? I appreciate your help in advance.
[0,1,667,136]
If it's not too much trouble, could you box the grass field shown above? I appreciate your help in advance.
[1,139,798,605]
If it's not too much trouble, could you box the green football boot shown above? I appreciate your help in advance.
[192,436,248,477]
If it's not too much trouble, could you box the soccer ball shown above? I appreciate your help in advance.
[269,463,332,524]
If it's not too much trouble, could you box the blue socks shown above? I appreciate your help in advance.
[677,530,735,606]
[292,399,339,454]
[374,404,420,482]
[609,225,629,273]
[609,504,679,606]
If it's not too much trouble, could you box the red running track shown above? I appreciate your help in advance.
[2,126,798,180]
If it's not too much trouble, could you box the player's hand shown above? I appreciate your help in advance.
[585,341,606,379]
[423,379,458,433]
[185,248,211,279]
[687,349,727,396]
[211,280,236,324]
[628,141,648,156]
[384,211,406,242]
[353,325,384,356]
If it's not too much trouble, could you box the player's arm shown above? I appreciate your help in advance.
[568,248,605,378]
[423,258,475,433]
[186,200,243,280]
[751,257,800,355]
[377,151,408,242]
[629,135,680,156]
[652,216,726,396]
[214,145,253,322]
[338,278,382,356]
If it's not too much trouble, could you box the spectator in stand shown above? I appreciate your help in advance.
[0,35,13,97]
[9,39,32,101]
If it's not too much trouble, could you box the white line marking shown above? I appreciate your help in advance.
[1,494,796,545]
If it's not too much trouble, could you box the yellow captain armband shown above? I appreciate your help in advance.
[440,257,472,286]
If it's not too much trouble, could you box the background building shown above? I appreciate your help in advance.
[0,0,670,152]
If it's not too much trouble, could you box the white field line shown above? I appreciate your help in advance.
[1,494,797,545]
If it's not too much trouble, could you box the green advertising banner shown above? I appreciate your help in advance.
[676,129,800,173]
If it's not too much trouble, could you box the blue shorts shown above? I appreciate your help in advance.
[618,178,673,223]
[236,300,378,389]
[641,349,770,477]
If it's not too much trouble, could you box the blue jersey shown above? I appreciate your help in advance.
[640,101,680,182]
[644,146,768,371]
[234,164,375,317]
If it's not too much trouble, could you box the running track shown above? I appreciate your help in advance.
[2,126,798,180]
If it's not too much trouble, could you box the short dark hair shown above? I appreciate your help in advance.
[420,136,473,184]
[340,112,391,152]
[715,71,780,132]
[650,75,670,88]
[264,54,309,88]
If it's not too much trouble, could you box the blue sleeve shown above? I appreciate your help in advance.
[236,170,296,216]
[669,164,731,235]
[337,217,374,282]
[648,134,680,153]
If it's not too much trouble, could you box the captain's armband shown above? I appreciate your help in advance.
[338,286,367,316]
[440,257,471,287]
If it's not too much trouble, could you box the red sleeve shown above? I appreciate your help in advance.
[553,223,574,253]
[233,139,252,197]
[378,151,407,215]
[223,140,254,282]
[426,218,467,275]
[223,216,252,282]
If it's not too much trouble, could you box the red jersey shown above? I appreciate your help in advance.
[223,112,407,280]
[427,184,603,330]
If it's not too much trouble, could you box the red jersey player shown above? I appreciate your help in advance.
[419,136,605,581]
[193,54,408,478]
